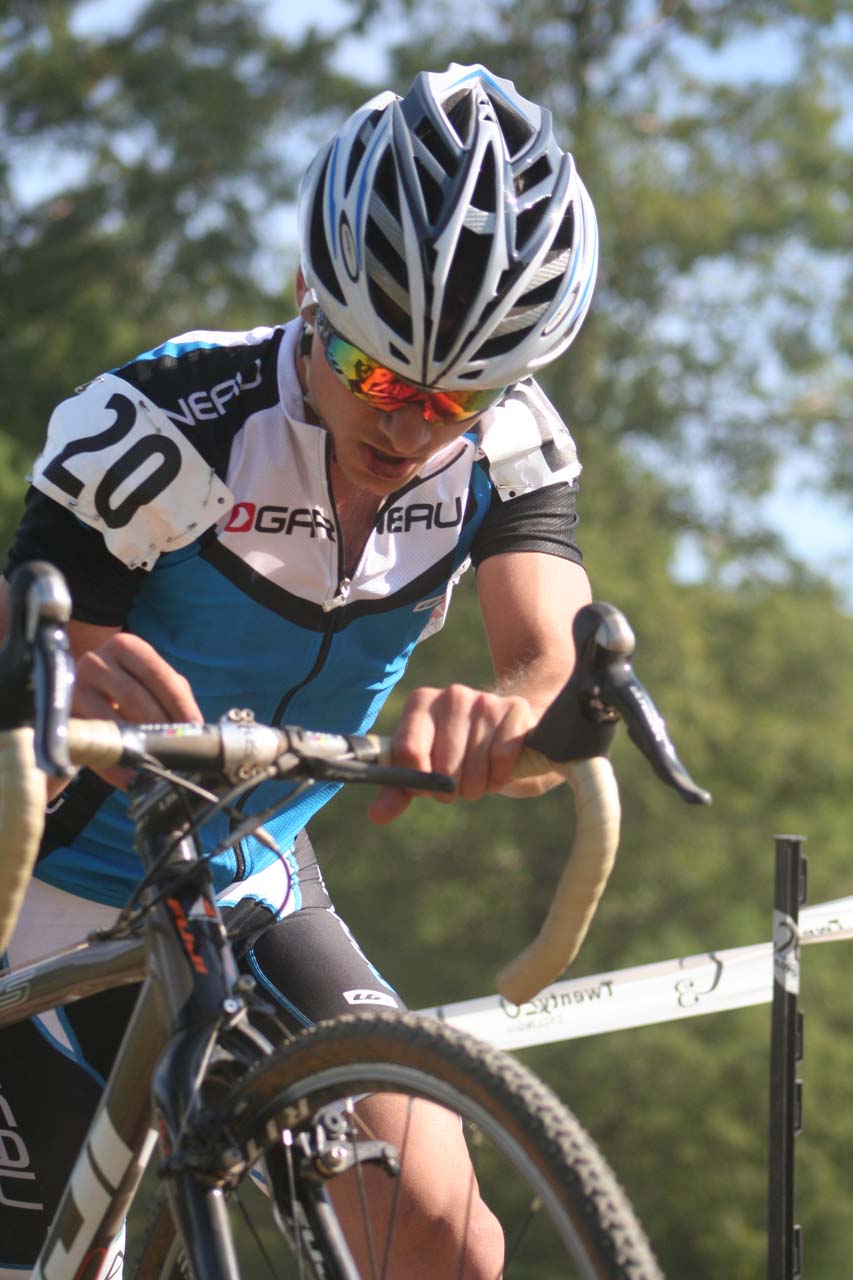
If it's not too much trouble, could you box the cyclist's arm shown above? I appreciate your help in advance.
[0,574,199,722]
[369,553,590,823]
[0,574,202,794]
[478,552,590,711]
[478,552,591,797]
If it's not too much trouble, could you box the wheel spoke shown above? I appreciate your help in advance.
[376,1097,411,1279]
[234,1185,283,1277]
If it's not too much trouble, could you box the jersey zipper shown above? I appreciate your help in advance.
[229,436,351,875]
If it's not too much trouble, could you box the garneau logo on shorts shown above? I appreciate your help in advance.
[225,503,336,539]
[166,360,263,425]
[343,989,397,1009]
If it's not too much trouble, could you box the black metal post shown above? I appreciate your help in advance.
[767,834,807,1280]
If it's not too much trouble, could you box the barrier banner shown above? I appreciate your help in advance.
[420,895,853,1052]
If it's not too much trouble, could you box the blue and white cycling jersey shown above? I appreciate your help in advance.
[11,318,582,907]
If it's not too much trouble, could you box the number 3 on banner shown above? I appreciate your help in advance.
[43,392,182,530]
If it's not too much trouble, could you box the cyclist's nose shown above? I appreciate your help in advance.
[376,405,432,453]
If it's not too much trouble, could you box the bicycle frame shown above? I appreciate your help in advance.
[0,562,709,1280]
[0,773,273,1280]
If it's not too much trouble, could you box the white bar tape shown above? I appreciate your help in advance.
[0,728,47,957]
[419,894,853,1052]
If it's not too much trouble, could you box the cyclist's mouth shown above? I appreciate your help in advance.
[361,443,421,479]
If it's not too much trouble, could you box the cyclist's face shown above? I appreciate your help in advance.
[302,326,484,497]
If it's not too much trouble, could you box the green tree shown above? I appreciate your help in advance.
[0,0,369,545]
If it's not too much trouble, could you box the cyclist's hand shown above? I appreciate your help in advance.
[74,633,202,723]
[73,633,202,789]
[368,684,536,824]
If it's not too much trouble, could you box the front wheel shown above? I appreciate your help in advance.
[134,1011,662,1279]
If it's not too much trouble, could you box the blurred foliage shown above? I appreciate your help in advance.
[375,0,853,527]
[3,1,853,1276]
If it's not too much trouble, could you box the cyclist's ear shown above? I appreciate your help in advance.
[296,266,318,320]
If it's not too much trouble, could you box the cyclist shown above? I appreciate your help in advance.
[0,63,597,1277]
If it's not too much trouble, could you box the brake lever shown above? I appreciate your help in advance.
[32,612,76,778]
[525,602,710,806]
[277,725,455,794]
[524,603,633,763]
[300,757,455,794]
[600,663,711,805]
[0,562,75,776]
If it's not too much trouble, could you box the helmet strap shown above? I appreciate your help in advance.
[298,323,314,358]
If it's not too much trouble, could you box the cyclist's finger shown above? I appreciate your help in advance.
[455,696,529,800]
[112,638,202,722]
[427,684,481,788]
[390,686,440,773]
[483,697,532,794]
[367,785,413,825]
[454,700,493,800]
[74,640,201,724]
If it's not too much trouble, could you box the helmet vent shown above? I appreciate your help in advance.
[345,109,384,194]
[365,217,408,293]
[471,149,497,213]
[515,155,552,195]
[517,276,561,308]
[485,93,533,159]
[373,148,401,221]
[445,90,476,146]
[435,226,493,362]
[344,138,366,194]
[414,156,445,224]
[413,117,456,172]
[367,276,413,346]
[477,326,534,359]
[553,205,575,251]
[309,155,346,305]
[516,199,550,249]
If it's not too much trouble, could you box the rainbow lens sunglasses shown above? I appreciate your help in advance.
[314,309,507,425]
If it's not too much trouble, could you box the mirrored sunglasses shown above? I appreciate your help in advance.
[314,309,506,425]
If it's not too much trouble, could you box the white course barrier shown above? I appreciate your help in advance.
[419,894,853,1052]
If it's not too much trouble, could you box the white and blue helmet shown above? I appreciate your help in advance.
[298,63,599,390]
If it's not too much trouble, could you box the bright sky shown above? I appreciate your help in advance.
[47,2,853,608]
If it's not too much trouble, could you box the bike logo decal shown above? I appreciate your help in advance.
[343,989,398,1009]
[0,1082,45,1212]
[0,972,31,1015]
[166,898,209,975]
[35,1108,134,1277]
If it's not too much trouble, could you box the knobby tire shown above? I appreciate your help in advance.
[132,1011,662,1280]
